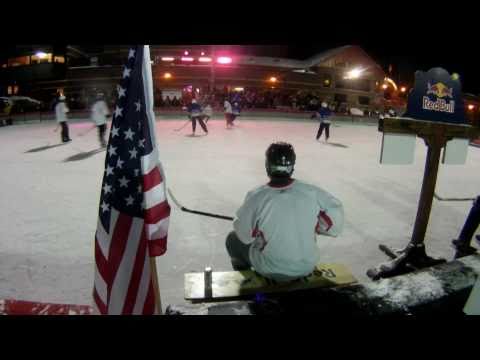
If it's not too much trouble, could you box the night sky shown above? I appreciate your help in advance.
[287,41,479,95]
[283,14,479,95]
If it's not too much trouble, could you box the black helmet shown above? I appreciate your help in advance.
[265,142,296,178]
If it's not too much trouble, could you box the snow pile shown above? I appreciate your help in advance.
[365,272,446,309]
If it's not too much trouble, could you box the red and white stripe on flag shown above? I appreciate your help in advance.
[93,45,170,315]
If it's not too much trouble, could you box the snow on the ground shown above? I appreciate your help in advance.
[0,116,479,308]
[364,271,446,310]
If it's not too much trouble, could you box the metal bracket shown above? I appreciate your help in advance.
[367,243,446,280]
[204,267,213,299]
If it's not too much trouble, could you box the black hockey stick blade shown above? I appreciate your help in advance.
[167,188,234,221]
[434,193,475,202]
[174,119,191,132]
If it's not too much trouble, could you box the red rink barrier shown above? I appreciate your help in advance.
[471,138,480,147]
[0,299,93,315]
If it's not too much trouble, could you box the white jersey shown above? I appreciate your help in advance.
[224,101,233,114]
[91,100,109,126]
[203,105,213,117]
[55,102,69,123]
[233,179,344,281]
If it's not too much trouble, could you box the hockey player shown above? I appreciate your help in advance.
[53,95,71,143]
[224,98,234,128]
[202,103,213,123]
[188,99,208,136]
[226,142,344,281]
[316,102,332,142]
[232,101,241,122]
[89,93,110,147]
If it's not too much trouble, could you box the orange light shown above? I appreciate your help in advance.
[198,57,212,62]
[382,84,388,90]
[468,104,475,111]
[181,57,194,62]
[400,86,407,93]
[269,76,277,83]
[161,57,174,61]
[163,72,172,79]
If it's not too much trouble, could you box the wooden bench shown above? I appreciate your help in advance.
[185,263,357,301]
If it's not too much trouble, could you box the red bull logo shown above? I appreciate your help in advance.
[426,82,454,98]
[423,82,455,113]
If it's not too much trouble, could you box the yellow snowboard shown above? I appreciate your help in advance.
[185,263,357,300]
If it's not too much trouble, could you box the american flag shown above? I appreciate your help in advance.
[93,45,171,315]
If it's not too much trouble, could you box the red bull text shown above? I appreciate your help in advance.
[422,97,455,113]
[423,82,455,113]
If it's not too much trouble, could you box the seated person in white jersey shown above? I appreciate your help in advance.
[226,142,344,281]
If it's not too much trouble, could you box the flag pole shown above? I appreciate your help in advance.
[144,45,164,315]
[149,257,163,315]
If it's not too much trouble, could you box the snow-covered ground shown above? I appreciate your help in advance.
[0,116,479,308]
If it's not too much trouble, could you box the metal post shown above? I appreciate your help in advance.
[204,267,212,299]
[210,45,215,92]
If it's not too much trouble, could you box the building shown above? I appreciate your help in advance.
[1,45,478,121]
[0,45,387,110]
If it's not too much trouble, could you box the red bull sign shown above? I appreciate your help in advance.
[404,67,466,124]
[423,82,455,113]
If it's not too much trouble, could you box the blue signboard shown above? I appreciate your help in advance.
[403,67,466,124]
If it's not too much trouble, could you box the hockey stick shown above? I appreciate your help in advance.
[434,193,476,202]
[78,125,96,136]
[173,119,191,132]
[167,188,234,221]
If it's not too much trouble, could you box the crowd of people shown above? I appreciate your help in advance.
[153,87,397,116]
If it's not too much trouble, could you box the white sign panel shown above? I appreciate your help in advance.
[464,277,480,315]
[161,90,182,100]
[380,133,417,165]
[442,138,469,165]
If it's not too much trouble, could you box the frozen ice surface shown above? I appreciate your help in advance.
[0,116,479,308]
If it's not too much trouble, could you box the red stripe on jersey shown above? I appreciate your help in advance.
[145,201,171,224]
[318,211,333,232]
[143,166,163,192]
[122,229,148,314]
[267,178,295,188]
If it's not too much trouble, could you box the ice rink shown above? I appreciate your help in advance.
[0,116,479,308]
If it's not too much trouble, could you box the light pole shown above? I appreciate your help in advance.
[210,45,215,92]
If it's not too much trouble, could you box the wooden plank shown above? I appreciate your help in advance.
[184,263,357,300]
[381,117,480,139]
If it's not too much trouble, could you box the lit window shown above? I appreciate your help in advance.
[54,56,65,64]
[7,86,12,95]
[8,56,30,67]
[13,85,19,95]
[31,53,52,64]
